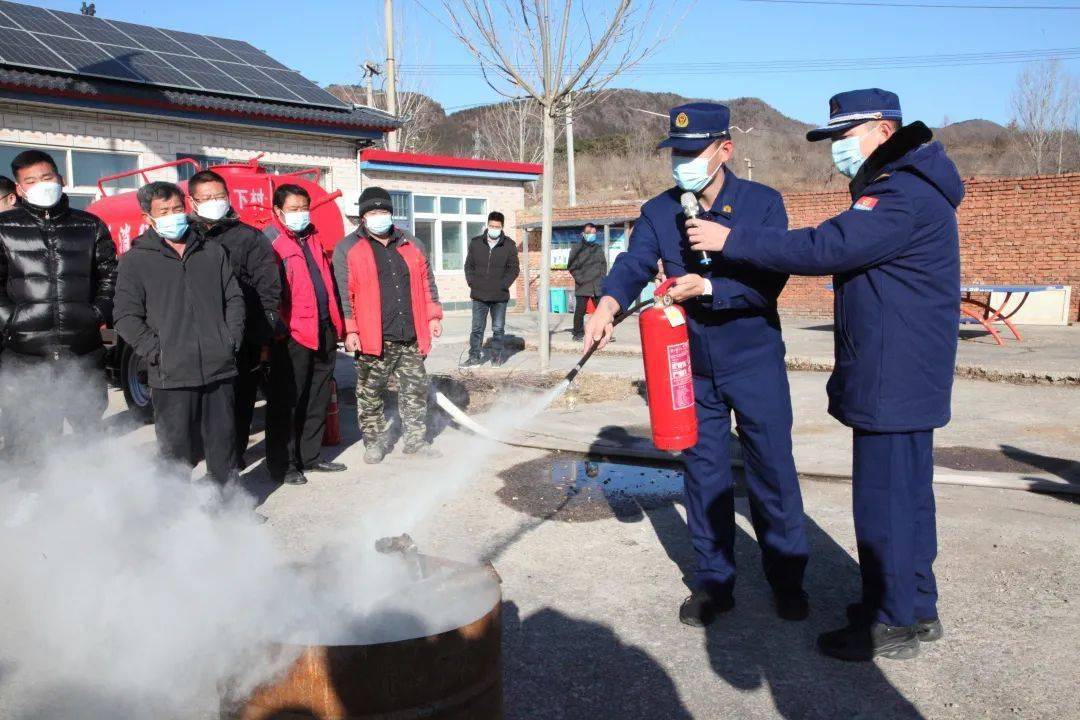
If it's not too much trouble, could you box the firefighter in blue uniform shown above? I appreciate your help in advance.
[687,89,964,661]
[585,103,810,627]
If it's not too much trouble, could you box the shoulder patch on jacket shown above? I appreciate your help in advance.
[853,196,878,212]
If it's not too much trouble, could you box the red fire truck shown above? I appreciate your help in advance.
[86,156,347,421]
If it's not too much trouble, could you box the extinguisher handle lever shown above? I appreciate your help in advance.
[653,277,679,305]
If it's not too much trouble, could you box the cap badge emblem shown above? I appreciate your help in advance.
[674,112,690,129]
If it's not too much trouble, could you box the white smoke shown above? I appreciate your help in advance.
[0,359,502,719]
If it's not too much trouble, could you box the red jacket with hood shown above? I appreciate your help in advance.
[265,220,343,350]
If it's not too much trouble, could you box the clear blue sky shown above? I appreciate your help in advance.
[37,0,1080,125]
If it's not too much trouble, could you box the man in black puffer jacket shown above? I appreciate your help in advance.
[188,170,281,466]
[114,182,244,485]
[0,149,117,449]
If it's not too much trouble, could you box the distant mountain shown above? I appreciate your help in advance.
[330,85,1065,203]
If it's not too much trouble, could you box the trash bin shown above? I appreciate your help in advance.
[550,288,568,313]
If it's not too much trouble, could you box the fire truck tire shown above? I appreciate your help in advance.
[120,343,154,424]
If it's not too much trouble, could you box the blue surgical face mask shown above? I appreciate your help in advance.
[487,228,502,239]
[583,232,597,243]
[671,145,723,193]
[831,135,867,179]
[365,212,393,236]
[153,212,189,241]
[283,210,311,233]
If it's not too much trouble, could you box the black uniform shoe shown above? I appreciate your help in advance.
[774,589,810,621]
[459,355,484,368]
[679,588,735,627]
[846,603,944,642]
[571,333,585,342]
[306,461,346,473]
[817,622,919,662]
[281,469,307,485]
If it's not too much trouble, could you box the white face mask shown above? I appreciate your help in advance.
[487,228,502,239]
[23,181,63,208]
[194,198,230,221]
[282,210,311,233]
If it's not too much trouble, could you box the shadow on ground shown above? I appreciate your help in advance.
[490,450,927,719]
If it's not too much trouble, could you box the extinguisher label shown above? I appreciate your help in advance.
[667,341,694,411]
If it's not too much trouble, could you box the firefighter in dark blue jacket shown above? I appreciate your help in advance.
[586,103,810,628]
[688,89,964,662]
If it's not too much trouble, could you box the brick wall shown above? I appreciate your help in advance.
[515,174,1080,322]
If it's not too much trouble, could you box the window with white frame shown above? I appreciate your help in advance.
[411,194,488,272]
[1,143,139,209]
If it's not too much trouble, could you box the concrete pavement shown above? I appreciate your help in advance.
[438,310,1080,384]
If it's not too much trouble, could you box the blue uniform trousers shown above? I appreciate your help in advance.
[852,429,938,627]
[681,357,808,596]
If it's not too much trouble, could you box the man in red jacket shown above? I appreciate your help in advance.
[264,184,346,485]
[333,187,442,464]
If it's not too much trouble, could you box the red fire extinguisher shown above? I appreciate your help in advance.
[640,278,698,451]
[322,378,341,446]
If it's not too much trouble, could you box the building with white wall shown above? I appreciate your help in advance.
[358,150,542,310]
[0,1,398,223]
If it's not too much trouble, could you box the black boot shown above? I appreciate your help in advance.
[846,603,943,642]
[817,622,919,662]
[679,587,734,627]
[773,589,810,621]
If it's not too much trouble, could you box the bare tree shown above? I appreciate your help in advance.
[1011,60,1071,175]
[440,0,680,369]
[476,98,545,164]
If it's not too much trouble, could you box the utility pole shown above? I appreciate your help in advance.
[384,0,399,151]
[730,126,755,181]
[565,92,577,206]
[362,62,381,107]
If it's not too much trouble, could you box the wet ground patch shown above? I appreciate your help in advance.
[496,452,685,522]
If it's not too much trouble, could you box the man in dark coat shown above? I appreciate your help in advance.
[587,103,808,631]
[0,149,117,452]
[566,223,608,342]
[188,170,281,466]
[462,210,519,367]
[114,181,245,485]
[681,89,964,661]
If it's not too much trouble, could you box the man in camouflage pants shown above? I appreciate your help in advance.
[354,341,429,453]
[334,187,444,464]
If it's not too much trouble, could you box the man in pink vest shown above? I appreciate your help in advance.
[333,187,443,464]
[264,184,346,485]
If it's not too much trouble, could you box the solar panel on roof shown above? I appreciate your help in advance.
[103,20,190,55]
[0,2,84,40]
[212,61,303,103]
[159,29,241,64]
[259,68,348,107]
[36,34,140,81]
[157,52,248,94]
[0,26,70,69]
[0,0,349,111]
[55,11,138,47]
[208,37,290,71]
[99,45,196,87]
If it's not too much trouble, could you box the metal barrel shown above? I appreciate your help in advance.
[238,560,503,720]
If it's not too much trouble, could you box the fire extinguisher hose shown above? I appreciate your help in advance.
[563,296,652,385]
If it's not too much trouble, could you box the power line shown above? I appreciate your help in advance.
[398,46,1080,77]
[738,0,1080,7]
